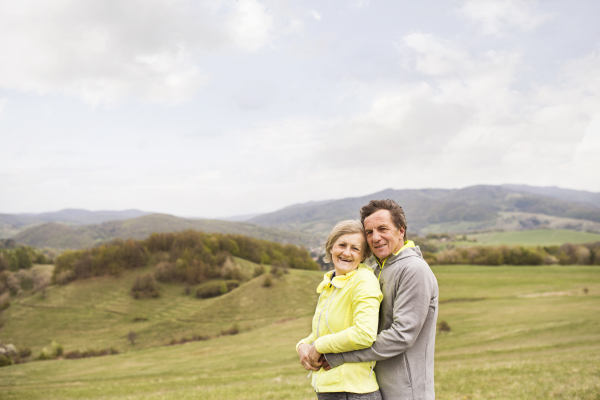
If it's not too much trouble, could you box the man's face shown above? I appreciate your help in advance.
[364,209,404,260]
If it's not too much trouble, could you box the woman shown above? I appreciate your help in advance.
[296,220,383,399]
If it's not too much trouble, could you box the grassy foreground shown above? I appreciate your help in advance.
[1,265,600,399]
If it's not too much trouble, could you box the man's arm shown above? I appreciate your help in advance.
[325,262,433,368]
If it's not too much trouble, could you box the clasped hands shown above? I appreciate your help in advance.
[298,343,331,371]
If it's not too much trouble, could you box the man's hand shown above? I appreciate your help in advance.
[298,343,321,371]
[320,355,331,370]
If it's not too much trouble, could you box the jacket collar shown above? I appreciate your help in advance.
[375,240,417,269]
[316,263,369,293]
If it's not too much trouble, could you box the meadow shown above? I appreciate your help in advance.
[1,264,599,399]
[463,229,600,246]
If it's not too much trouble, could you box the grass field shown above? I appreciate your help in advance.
[456,229,600,246]
[1,264,600,399]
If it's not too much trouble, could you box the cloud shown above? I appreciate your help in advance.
[348,0,370,12]
[459,0,553,36]
[310,9,322,21]
[225,32,600,195]
[228,0,274,51]
[0,0,275,105]
[0,98,7,118]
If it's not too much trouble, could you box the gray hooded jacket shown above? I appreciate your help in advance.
[324,246,439,400]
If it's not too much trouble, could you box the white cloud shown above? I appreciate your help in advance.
[0,98,7,118]
[459,0,553,36]
[228,0,274,51]
[348,0,370,12]
[0,0,275,105]
[310,9,322,21]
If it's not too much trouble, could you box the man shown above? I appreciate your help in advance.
[302,199,438,399]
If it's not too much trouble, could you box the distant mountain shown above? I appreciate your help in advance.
[248,185,600,237]
[0,209,152,239]
[501,185,600,208]
[11,214,317,250]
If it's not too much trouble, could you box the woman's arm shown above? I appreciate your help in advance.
[313,272,382,354]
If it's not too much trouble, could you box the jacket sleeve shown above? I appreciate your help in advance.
[326,261,433,367]
[313,272,382,354]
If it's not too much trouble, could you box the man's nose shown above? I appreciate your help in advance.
[372,230,381,241]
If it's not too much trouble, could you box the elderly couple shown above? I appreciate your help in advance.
[296,199,439,400]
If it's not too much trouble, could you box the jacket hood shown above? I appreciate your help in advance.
[375,242,424,269]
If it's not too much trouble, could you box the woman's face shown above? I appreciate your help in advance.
[331,233,366,276]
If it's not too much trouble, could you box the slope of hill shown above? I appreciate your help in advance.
[1,265,599,399]
[0,209,152,239]
[248,185,600,237]
[11,214,317,250]
[502,184,600,207]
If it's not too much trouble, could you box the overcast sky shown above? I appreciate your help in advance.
[1,0,599,218]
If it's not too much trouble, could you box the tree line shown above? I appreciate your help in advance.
[53,230,318,285]
[423,242,600,266]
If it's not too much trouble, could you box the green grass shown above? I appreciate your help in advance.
[1,265,600,399]
[454,229,600,247]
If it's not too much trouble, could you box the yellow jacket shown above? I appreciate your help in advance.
[296,264,383,393]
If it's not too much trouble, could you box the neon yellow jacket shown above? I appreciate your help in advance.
[296,264,383,393]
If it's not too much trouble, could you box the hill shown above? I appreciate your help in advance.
[248,185,600,238]
[11,214,318,250]
[502,184,600,207]
[1,265,599,399]
[0,209,151,239]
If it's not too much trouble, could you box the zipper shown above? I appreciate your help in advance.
[405,354,413,387]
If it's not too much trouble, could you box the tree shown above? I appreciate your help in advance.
[127,331,138,345]
[33,270,51,298]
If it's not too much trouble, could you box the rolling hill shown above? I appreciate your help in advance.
[248,185,600,238]
[11,214,318,250]
[1,264,599,399]
[0,209,151,239]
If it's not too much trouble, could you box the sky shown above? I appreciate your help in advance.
[1,0,599,218]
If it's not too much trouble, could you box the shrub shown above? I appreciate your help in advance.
[0,354,12,367]
[221,324,239,336]
[18,347,31,359]
[437,320,451,334]
[33,269,52,298]
[65,350,82,359]
[54,269,75,285]
[51,341,64,357]
[0,292,9,310]
[154,261,178,283]
[15,269,33,290]
[38,347,53,360]
[130,273,160,299]
[262,274,273,287]
[195,280,240,299]
[220,281,228,295]
[6,273,21,295]
[128,331,138,345]
[0,254,8,272]
[254,264,265,277]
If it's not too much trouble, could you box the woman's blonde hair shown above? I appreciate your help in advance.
[323,220,371,263]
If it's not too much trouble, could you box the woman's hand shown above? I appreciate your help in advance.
[308,344,322,367]
[298,343,322,371]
